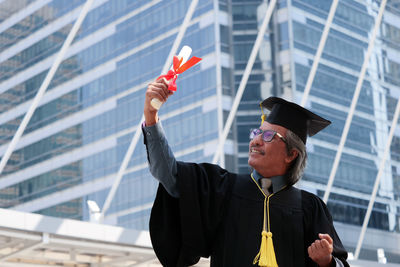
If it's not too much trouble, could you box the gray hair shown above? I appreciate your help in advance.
[285,130,307,185]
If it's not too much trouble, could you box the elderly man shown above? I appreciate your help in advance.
[142,78,349,267]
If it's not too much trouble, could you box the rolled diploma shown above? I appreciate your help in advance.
[150,46,192,110]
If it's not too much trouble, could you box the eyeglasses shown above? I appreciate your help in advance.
[249,128,287,144]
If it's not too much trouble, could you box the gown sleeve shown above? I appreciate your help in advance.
[302,190,350,267]
[142,121,179,197]
[149,161,235,267]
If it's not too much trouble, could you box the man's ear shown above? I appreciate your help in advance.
[285,149,299,164]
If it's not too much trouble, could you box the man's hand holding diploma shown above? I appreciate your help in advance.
[144,78,172,126]
[148,46,202,111]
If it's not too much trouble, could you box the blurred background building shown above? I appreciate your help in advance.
[0,0,399,265]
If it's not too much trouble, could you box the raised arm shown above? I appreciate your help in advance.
[143,78,179,197]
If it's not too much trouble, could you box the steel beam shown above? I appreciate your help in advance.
[212,0,278,164]
[100,0,199,221]
[0,0,95,175]
[354,96,400,259]
[323,0,387,203]
[300,0,339,107]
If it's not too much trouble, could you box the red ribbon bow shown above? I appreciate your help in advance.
[158,55,202,91]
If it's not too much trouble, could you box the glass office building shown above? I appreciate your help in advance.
[233,0,400,262]
[0,0,399,263]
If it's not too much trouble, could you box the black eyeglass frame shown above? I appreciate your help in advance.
[249,128,287,144]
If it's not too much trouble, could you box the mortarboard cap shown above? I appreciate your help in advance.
[261,97,331,144]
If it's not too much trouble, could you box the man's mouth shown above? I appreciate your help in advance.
[250,148,264,155]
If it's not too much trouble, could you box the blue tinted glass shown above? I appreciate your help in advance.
[250,128,261,139]
[262,131,275,141]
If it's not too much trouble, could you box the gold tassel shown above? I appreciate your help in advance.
[253,231,278,267]
[257,231,268,266]
[265,231,278,267]
[261,114,266,125]
[260,103,266,126]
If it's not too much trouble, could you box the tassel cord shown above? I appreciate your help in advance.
[267,193,271,232]
[251,173,286,267]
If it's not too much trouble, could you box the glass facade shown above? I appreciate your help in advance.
[289,0,400,233]
[1,0,399,263]
[0,0,223,225]
[232,0,400,262]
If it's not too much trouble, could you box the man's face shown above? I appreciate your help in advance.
[248,122,292,177]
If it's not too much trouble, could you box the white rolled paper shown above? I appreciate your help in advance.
[150,45,192,110]
[151,98,163,110]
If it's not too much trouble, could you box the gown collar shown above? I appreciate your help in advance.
[252,170,288,194]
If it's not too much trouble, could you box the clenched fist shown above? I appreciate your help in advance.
[144,78,174,126]
[308,233,334,267]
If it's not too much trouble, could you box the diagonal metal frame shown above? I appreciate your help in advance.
[212,0,278,164]
[322,0,387,203]
[300,0,339,107]
[298,0,394,258]
[213,0,225,167]
[0,0,95,175]
[99,0,199,221]
[354,96,400,259]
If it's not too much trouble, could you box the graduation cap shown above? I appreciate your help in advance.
[260,97,331,144]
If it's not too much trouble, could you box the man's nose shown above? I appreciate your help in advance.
[251,133,263,146]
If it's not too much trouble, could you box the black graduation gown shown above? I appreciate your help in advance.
[149,162,349,267]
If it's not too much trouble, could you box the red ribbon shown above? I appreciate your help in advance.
[157,55,202,91]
